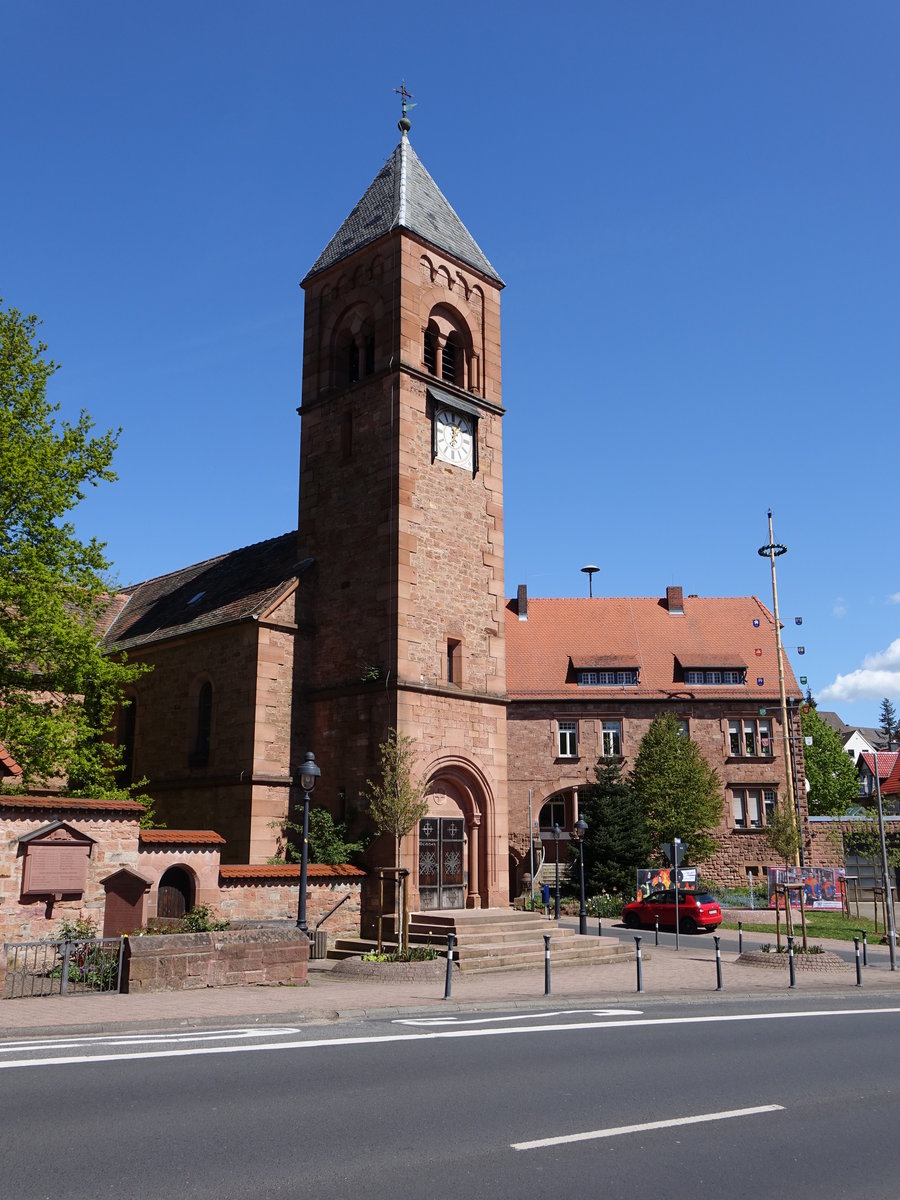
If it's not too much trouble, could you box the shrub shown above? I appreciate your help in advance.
[586,893,625,919]
[178,905,229,933]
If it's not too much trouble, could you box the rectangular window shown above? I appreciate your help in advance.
[743,721,756,756]
[759,720,772,756]
[729,720,742,756]
[539,799,566,831]
[728,718,775,757]
[581,669,636,686]
[764,789,777,822]
[601,720,622,757]
[558,720,577,758]
[676,719,689,738]
[687,668,746,685]
[732,788,768,829]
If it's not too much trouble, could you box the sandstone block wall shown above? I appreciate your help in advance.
[122,926,309,992]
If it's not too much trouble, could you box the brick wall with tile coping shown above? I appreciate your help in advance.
[1,799,367,951]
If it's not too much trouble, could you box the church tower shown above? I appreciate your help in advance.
[295,109,509,911]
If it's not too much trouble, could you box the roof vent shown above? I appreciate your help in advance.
[666,586,684,615]
[517,584,528,621]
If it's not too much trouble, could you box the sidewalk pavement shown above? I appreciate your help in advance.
[3,934,900,1040]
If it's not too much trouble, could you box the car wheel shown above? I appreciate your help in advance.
[624,911,640,929]
[679,916,698,934]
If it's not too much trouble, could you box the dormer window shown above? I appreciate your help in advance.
[577,668,638,686]
[685,669,746,685]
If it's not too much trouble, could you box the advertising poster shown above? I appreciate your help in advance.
[636,867,698,899]
[767,866,846,911]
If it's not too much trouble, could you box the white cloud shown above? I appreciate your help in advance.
[820,638,900,704]
[833,598,847,618]
[889,592,900,605]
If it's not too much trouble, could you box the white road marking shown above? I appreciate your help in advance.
[512,1104,785,1150]
[0,1027,301,1055]
[393,1009,644,1026]
[1,1007,898,1070]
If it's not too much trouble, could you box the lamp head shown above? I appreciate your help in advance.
[296,751,321,794]
[574,816,588,841]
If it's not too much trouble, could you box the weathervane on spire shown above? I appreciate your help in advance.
[394,81,416,133]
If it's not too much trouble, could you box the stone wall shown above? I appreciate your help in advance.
[218,863,363,936]
[122,925,309,992]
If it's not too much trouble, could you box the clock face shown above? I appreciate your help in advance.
[435,408,474,469]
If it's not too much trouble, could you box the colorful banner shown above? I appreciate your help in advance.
[767,866,846,911]
[636,867,698,899]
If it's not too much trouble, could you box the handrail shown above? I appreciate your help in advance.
[314,891,352,931]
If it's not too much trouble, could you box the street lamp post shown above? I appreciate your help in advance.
[294,751,321,934]
[554,825,561,916]
[573,816,588,935]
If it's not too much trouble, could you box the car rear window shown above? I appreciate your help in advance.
[694,893,718,905]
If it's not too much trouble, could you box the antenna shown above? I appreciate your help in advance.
[581,564,599,598]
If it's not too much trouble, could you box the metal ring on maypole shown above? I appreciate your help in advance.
[758,542,787,557]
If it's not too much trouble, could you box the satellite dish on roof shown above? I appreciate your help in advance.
[581,565,599,598]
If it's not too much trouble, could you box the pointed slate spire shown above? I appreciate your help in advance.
[303,130,503,285]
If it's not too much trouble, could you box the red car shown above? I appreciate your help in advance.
[623,890,722,934]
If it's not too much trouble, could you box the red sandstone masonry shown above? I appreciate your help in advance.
[122,926,309,992]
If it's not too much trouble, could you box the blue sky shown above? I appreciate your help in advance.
[3,3,898,728]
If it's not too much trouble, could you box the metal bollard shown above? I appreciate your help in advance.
[544,933,551,996]
[598,918,602,939]
[787,935,796,989]
[862,929,868,967]
[714,934,723,990]
[854,936,862,986]
[443,932,456,1000]
[634,935,643,993]
[655,915,659,945]
[738,921,743,955]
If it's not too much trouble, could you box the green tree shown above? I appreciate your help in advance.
[801,706,859,816]
[364,729,430,952]
[0,302,147,797]
[269,806,366,865]
[878,697,897,750]
[630,714,723,863]
[364,729,430,861]
[764,797,802,866]
[578,756,650,896]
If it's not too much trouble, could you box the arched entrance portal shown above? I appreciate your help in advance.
[416,758,495,911]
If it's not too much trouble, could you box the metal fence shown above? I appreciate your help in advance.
[4,936,124,999]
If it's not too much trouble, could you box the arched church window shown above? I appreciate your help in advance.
[116,694,137,786]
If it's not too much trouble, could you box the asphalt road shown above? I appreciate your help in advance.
[4,997,900,1199]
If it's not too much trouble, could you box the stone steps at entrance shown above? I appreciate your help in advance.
[328,909,632,972]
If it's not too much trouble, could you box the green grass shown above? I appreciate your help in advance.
[721,911,891,943]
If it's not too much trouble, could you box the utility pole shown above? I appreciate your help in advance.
[758,510,800,866]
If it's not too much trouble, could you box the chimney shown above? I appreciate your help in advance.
[666,585,684,615]
[517,583,528,620]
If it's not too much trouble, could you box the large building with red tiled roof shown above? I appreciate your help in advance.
[505,584,813,885]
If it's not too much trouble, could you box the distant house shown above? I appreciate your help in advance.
[818,711,891,760]
[857,751,900,807]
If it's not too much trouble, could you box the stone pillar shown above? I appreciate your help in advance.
[466,814,481,908]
